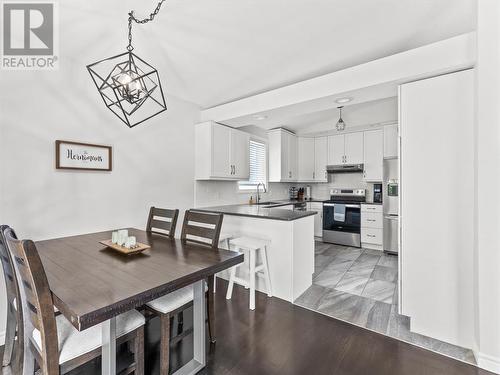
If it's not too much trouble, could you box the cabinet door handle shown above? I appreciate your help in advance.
[367,219,376,222]
[367,234,376,238]
[313,172,315,179]
[234,165,236,175]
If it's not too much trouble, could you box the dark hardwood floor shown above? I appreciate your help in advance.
[1,279,492,375]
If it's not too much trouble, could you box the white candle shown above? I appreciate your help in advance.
[111,231,119,244]
[118,230,128,246]
[129,236,136,247]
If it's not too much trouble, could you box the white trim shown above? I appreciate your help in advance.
[476,351,500,374]
[0,329,5,346]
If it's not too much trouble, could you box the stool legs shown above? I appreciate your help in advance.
[261,246,273,297]
[215,237,232,293]
[249,247,256,310]
[226,263,237,300]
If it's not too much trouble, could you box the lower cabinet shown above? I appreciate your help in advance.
[361,204,383,250]
[308,202,323,237]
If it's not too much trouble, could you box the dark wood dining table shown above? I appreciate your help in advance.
[35,228,243,375]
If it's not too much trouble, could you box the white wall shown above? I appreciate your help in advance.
[475,0,500,372]
[0,1,200,344]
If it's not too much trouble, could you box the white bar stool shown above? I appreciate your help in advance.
[213,233,233,293]
[225,236,272,310]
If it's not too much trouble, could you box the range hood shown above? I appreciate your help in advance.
[327,164,364,173]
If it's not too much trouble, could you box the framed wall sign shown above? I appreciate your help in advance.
[55,140,112,171]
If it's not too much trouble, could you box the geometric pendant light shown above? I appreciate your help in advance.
[87,2,167,128]
[335,106,346,131]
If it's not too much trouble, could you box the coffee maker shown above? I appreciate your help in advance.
[373,183,383,203]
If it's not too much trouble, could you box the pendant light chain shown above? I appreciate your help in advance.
[127,0,166,51]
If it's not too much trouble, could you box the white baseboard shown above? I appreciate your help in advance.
[0,329,5,346]
[476,351,500,374]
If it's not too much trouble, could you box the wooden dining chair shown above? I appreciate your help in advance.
[145,210,223,375]
[146,207,179,238]
[2,226,146,375]
[0,225,23,373]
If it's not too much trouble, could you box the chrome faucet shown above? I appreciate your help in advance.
[256,182,267,203]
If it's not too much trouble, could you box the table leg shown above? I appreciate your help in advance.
[172,280,206,375]
[102,317,116,375]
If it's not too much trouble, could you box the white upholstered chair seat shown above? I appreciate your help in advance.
[146,284,207,314]
[32,310,145,364]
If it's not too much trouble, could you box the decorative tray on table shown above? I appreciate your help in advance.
[99,240,151,255]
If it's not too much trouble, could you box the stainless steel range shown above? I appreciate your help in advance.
[323,188,365,247]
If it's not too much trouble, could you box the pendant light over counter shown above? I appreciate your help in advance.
[336,106,346,131]
[87,1,168,128]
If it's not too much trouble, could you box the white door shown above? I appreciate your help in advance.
[211,124,231,178]
[384,124,398,158]
[231,130,250,179]
[345,132,364,164]
[314,137,328,182]
[363,130,383,181]
[400,69,474,348]
[327,135,344,165]
[288,133,298,181]
[298,137,315,181]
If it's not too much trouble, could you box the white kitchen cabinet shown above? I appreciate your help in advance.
[345,132,364,164]
[363,129,384,182]
[269,129,298,182]
[327,133,364,165]
[384,124,398,159]
[298,138,315,181]
[308,202,324,237]
[195,121,249,180]
[327,135,344,165]
[231,130,250,178]
[314,137,328,182]
[361,204,383,250]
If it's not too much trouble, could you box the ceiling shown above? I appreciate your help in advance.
[70,0,475,108]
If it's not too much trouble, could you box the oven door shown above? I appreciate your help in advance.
[323,203,361,233]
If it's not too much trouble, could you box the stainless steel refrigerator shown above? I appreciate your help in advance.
[383,158,399,254]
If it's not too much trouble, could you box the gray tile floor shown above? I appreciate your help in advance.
[295,241,476,365]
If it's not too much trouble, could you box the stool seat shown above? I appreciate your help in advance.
[226,236,272,310]
[229,236,270,250]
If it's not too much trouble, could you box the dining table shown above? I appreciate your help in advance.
[35,228,244,375]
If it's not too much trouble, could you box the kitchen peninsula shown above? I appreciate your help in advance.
[194,203,316,302]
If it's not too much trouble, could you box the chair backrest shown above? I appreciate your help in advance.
[146,207,179,239]
[0,225,24,365]
[2,227,59,374]
[0,225,22,321]
[180,210,223,249]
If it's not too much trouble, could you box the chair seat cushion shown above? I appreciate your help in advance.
[32,309,145,364]
[146,284,207,314]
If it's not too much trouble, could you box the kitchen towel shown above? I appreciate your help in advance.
[334,204,346,222]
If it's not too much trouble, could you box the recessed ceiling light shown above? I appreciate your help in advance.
[335,97,353,104]
[252,114,267,120]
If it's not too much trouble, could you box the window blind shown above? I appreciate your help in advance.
[239,140,267,189]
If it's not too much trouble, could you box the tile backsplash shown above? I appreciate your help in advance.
[195,181,292,207]
[296,172,376,202]
[195,172,377,207]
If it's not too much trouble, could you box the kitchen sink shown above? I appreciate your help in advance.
[255,201,281,205]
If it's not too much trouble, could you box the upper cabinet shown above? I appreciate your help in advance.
[298,137,315,181]
[314,137,328,182]
[195,121,249,180]
[327,132,364,165]
[269,129,298,182]
[384,124,399,159]
[296,137,328,182]
[363,129,384,182]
